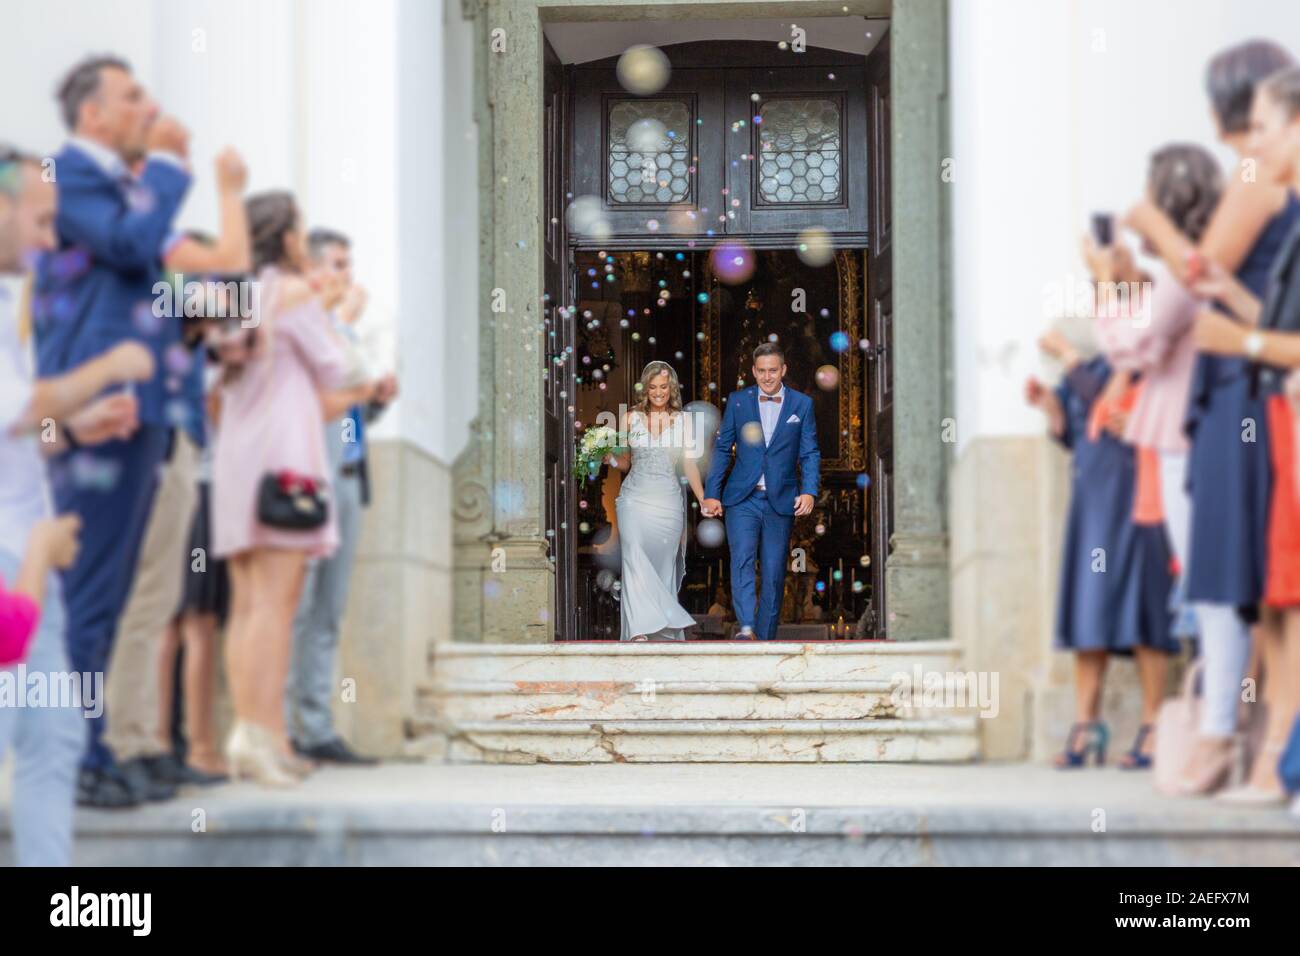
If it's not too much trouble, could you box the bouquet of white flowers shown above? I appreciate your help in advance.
[574,424,624,482]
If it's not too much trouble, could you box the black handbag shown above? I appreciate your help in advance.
[256,470,329,530]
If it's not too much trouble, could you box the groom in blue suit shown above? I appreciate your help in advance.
[703,343,821,640]
[31,56,191,807]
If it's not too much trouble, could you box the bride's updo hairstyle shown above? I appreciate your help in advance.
[633,360,684,417]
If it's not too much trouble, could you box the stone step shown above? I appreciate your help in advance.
[431,640,967,684]
[425,678,979,721]
[13,764,1293,866]
[435,716,980,763]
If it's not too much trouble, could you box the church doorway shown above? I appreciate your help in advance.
[541,24,894,640]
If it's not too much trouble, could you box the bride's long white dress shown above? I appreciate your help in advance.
[615,411,697,641]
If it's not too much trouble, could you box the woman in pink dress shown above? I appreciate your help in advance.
[211,191,378,786]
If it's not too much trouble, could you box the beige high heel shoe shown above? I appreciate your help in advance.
[276,748,316,779]
[1177,735,1240,796]
[226,722,298,788]
[1216,743,1288,806]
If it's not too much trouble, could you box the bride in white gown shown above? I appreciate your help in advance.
[605,361,708,641]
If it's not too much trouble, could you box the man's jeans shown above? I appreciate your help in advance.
[0,549,84,866]
[287,469,363,747]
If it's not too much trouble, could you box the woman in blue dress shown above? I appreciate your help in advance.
[1028,344,1176,769]
[1126,39,1300,794]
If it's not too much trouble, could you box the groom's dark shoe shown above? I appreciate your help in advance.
[736,625,757,640]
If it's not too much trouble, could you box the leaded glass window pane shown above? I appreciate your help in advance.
[608,100,691,203]
[757,98,841,203]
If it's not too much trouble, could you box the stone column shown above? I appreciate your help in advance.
[884,0,952,641]
[453,0,556,643]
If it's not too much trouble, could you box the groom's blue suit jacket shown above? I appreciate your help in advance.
[704,385,821,516]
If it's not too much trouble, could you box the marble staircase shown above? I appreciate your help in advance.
[411,641,982,763]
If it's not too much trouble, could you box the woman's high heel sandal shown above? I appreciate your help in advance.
[225,722,298,788]
[1216,742,1288,805]
[1119,724,1155,770]
[1054,721,1108,768]
[1177,735,1239,796]
[277,749,316,779]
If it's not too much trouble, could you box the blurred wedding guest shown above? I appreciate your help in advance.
[146,225,251,785]
[1188,66,1300,802]
[212,192,381,787]
[1029,326,1176,770]
[30,55,192,809]
[104,150,249,795]
[1,145,152,861]
[1101,144,1223,602]
[1126,39,1299,795]
[156,351,230,782]
[287,229,396,766]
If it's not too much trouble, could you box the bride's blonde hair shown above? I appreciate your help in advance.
[633,360,684,417]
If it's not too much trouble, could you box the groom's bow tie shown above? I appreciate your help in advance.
[759,394,782,403]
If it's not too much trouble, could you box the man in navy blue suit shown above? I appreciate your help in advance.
[703,342,821,641]
[31,55,192,808]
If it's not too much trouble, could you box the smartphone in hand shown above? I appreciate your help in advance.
[1091,212,1114,247]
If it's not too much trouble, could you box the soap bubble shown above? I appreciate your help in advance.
[696,518,726,548]
[627,117,668,153]
[567,195,611,242]
[164,344,194,376]
[796,226,834,267]
[710,241,755,285]
[741,421,764,446]
[616,44,671,95]
[815,365,840,390]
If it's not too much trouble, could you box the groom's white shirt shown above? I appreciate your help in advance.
[755,384,785,490]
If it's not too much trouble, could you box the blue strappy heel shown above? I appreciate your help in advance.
[1054,721,1108,768]
[1119,724,1155,770]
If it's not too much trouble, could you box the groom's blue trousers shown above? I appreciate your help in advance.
[724,488,794,641]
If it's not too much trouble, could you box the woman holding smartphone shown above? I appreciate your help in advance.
[1187,66,1300,802]
[1124,40,1300,795]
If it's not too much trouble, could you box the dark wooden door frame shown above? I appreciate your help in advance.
[865,29,891,629]
[543,35,577,640]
